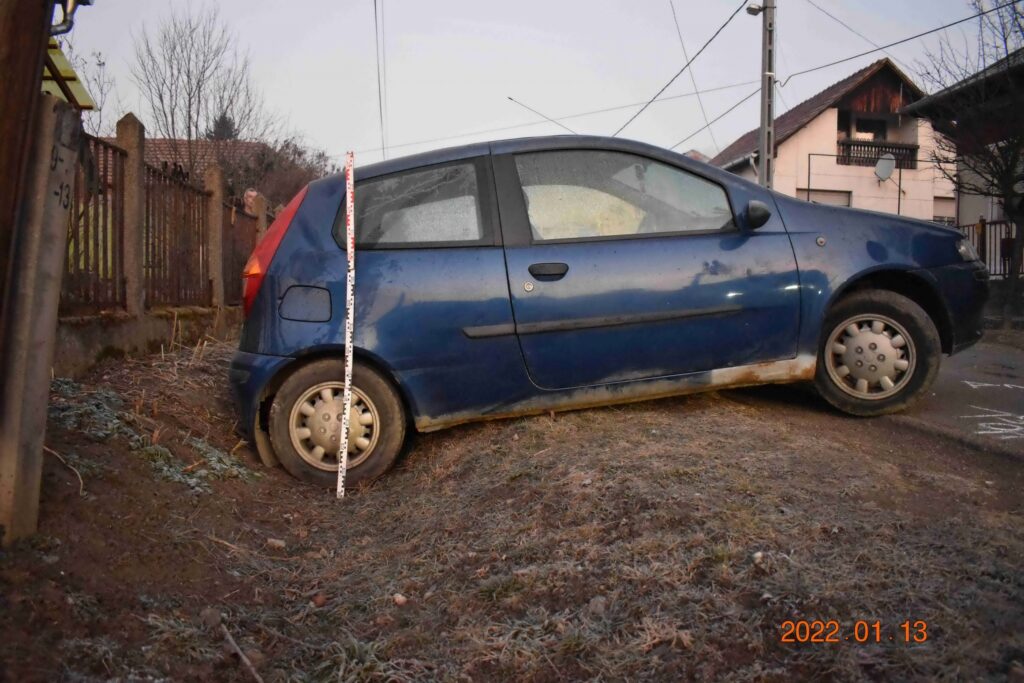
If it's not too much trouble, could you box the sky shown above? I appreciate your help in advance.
[65,0,982,166]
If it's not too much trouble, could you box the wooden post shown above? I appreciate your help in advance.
[978,216,988,272]
[205,165,225,308]
[0,98,80,545]
[116,114,146,315]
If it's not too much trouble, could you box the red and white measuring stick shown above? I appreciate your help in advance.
[337,151,356,499]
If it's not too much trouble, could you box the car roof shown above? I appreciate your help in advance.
[350,134,730,184]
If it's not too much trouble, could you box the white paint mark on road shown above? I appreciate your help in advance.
[960,405,1024,440]
[963,380,1024,390]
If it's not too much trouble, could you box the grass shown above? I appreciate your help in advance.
[3,342,1022,681]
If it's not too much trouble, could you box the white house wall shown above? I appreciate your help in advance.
[770,108,954,222]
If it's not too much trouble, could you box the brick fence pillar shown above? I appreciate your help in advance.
[115,113,145,315]
[204,165,225,308]
[254,194,269,239]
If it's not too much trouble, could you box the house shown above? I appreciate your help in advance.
[901,47,1024,226]
[710,59,956,224]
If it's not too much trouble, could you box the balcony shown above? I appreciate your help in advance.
[837,140,919,170]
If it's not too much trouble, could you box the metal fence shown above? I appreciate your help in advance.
[959,220,1020,278]
[222,203,259,305]
[143,164,211,307]
[61,135,127,314]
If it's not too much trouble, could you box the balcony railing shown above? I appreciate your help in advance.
[837,140,919,170]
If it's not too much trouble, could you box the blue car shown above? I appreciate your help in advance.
[230,135,988,486]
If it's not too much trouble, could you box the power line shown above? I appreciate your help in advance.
[612,0,748,137]
[802,0,915,74]
[775,82,790,114]
[773,6,792,114]
[372,0,387,159]
[780,0,1019,86]
[669,87,760,151]
[668,0,719,154]
[507,97,578,135]
[381,0,389,156]
[678,1,1017,160]
[352,79,757,155]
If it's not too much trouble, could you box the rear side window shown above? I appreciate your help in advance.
[346,162,486,248]
[514,150,734,242]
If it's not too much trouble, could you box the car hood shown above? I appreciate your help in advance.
[772,192,961,237]
[769,192,966,269]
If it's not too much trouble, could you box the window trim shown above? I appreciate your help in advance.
[505,149,738,247]
[332,156,500,250]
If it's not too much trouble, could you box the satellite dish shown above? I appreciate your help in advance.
[874,153,896,181]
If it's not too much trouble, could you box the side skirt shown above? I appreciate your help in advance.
[414,355,818,432]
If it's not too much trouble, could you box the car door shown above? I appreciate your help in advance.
[492,146,801,390]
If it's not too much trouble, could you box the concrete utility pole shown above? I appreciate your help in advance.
[0,1,55,330]
[748,1,776,189]
[0,1,57,546]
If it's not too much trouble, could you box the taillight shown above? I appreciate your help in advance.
[242,186,309,316]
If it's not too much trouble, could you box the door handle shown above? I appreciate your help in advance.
[528,262,569,280]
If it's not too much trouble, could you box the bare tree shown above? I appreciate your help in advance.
[227,138,339,207]
[61,37,122,136]
[130,5,278,177]
[916,0,1024,326]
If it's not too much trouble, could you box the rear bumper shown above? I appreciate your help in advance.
[229,350,294,440]
[917,261,989,354]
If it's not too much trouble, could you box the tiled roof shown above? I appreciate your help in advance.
[143,138,270,178]
[709,58,922,169]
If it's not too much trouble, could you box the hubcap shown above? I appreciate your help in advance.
[289,382,379,472]
[824,314,915,400]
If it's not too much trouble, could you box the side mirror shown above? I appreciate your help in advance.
[745,199,772,229]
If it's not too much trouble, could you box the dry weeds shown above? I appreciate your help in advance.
[2,342,1022,681]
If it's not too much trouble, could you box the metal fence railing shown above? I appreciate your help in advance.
[61,135,127,314]
[143,163,211,307]
[959,220,1020,279]
[222,203,259,306]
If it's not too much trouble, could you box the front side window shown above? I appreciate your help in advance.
[514,150,734,242]
[351,162,484,247]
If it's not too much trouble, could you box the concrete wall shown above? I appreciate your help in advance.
[768,108,955,221]
[55,306,242,378]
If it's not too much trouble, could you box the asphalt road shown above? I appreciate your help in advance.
[895,340,1024,456]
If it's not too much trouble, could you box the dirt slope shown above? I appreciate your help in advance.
[1,342,1022,681]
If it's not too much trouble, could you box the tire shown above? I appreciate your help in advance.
[268,358,406,487]
[814,289,941,416]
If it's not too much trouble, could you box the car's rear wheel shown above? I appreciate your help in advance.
[269,359,406,487]
[814,289,941,416]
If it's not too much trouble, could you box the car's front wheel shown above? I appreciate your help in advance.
[815,289,941,416]
[268,358,406,487]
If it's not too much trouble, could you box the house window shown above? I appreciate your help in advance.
[797,189,852,207]
[933,197,956,225]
